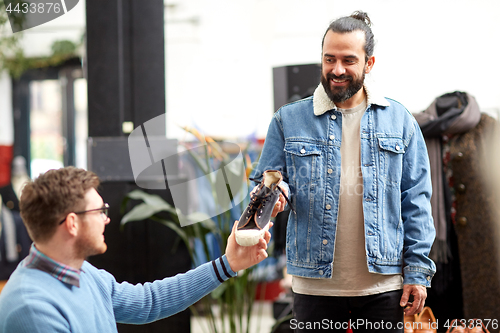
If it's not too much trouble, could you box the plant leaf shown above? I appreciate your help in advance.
[182,145,210,176]
[125,190,176,213]
[160,220,193,256]
[120,202,173,226]
[211,282,227,300]
[186,212,218,231]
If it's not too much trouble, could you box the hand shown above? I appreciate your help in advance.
[225,221,272,272]
[271,186,288,217]
[400,284,427,315]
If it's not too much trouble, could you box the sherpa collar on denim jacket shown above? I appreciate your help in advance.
[312,83,390,116]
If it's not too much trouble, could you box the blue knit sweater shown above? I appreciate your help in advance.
[0,256,235,332]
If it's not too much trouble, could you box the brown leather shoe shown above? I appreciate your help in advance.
[414,307,437,333]
[404,313,416,333]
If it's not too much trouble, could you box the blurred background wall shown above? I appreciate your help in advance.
[164,0,500,139]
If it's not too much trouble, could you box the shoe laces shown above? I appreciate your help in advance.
[249,177,296,214]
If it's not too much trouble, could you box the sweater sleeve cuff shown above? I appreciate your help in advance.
[211,255,237,283]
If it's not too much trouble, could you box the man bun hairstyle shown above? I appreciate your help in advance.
[322,10,375,61]
[350,11,372,27]
[19,167,100,243]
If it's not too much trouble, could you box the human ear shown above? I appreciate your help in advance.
[62,213,80,237]
[365,55,375,74]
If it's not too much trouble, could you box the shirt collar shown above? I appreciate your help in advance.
[23,244,81,288]
[312,83,390,116]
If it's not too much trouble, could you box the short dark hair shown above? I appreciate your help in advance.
[20,167,100,243]
[322,11,375,61]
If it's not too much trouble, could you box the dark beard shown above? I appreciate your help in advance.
[321,71,365,105]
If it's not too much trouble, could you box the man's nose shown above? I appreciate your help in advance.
[331,62,345,76]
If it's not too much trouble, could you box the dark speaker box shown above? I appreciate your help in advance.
[273,64,321,111]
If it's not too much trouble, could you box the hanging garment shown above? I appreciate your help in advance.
[0,204,18,263]
[414,91,481,263]
[416,91,500,320]
[0,204,31,280]
[448,113,500,320]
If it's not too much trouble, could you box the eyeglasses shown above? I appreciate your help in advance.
[59,203,110,225]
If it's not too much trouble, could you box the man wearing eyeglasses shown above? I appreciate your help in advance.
[0,167,272,333]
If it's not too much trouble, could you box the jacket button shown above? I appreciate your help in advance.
[329,135,335,140]
[331,114,337,120]
[325,204,331,210]
[300,148,306,154]
[395,145,400,151]
[328,169,333,174]
[455,152,464,159]
[322,239,328,245]
[319,270,324,275]
[457,184,466,193]
[457,216,467,226]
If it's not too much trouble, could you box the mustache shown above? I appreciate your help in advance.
[326,73,352,81]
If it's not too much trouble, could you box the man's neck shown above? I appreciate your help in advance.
[335,87,367,110]
[35,242,85,270]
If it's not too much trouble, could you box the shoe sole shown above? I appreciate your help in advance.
[235,222,270,246]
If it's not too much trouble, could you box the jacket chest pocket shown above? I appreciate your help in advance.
[284,141,323,187]
[377,137,405,186]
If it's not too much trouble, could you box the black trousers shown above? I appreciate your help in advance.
[292,290,404,332]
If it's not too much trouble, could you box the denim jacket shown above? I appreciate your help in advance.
[254,85,436,287]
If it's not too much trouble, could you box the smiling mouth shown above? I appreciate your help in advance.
[328,74,351,85]
[330,78,350,88]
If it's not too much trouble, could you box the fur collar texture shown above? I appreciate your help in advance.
[312,83,390,116]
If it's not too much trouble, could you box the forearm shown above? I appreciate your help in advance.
[113,255,236,324]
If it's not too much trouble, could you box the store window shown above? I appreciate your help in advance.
[74,77,88,170]
[29,80,64,178]
[12,60,86,178]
